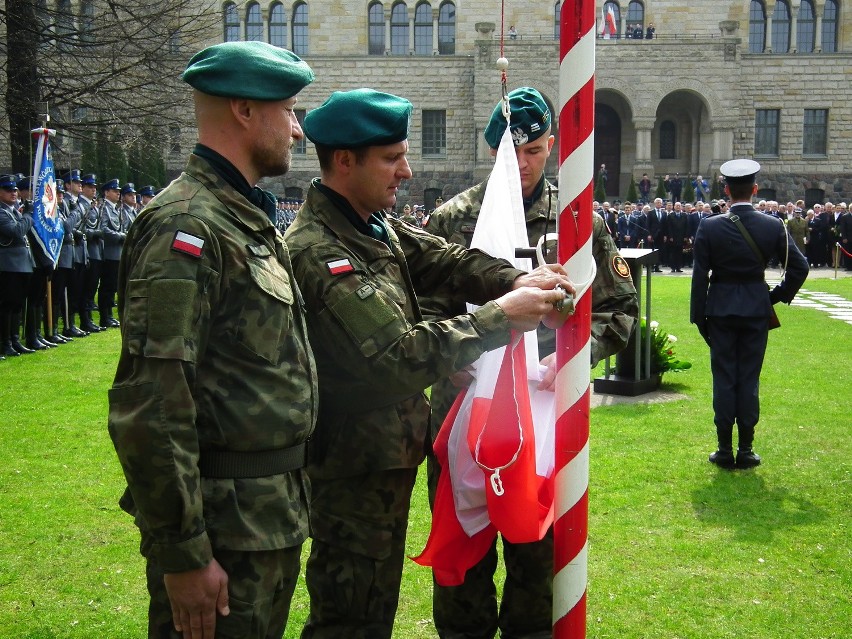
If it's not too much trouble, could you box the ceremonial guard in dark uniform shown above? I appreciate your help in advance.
[79,174,103,332]
[50,181,75,343]
[19,176,56,351]
[98,178,124,328]
[120,182,138,227]
[63,170,89,337]
[138,184,156,208]
[691,159,808,469]
[0,174,34,356]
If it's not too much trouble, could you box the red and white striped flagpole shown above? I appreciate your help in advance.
[554,1,595,637]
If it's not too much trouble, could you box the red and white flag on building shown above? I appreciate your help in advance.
[600,5,618,38]
[413,124,556,587]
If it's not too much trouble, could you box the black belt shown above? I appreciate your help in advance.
[198,442,306,479]
[710,275,766,283]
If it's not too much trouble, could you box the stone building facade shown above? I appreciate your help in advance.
[3,1,850,206]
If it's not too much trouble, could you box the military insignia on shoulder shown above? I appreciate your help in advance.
[171,231,204,258]
[327,258,354,275]
[612,255,631,278]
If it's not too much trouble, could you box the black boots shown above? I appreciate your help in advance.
[736,426,761,469]
[710,424,761,469]
[1,312,21,357]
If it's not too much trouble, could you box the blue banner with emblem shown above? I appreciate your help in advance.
[30,128,64,267]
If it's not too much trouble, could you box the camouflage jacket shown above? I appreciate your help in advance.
[424,178,638,365]
[284,181,524,479]
[108,154,318,573]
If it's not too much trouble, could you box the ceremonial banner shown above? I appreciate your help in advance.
[414,126,556,586]
[30,128,63,267]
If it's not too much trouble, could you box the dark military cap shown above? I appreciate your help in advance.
[17,176,31,191]
[81,173,97,186]
[0,174,18,190]
[120,183,136,195]
[102,178,120,192]
[64,169,82,183]
[720,159,761,185]
[57,179,66,193]
[182,41,314,101]
[304,89,412,148]
[484,87,551,149]
[139,185,155,197]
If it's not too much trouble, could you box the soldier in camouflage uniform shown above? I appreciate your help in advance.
[423,87,639,639]
[284,88,576,639]
[108,42,317,639]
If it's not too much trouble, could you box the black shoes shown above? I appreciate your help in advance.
[709,450,736,470]
[736,449,762,469]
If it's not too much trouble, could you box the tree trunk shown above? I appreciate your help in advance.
[5,0,41,172]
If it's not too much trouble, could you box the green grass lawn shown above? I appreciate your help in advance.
[0,276,849,638]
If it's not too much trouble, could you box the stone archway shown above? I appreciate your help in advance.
[653,90,713,177]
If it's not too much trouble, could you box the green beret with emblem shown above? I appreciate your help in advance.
[304,89,412,148]
[182,41,314,101]
[484,87,551,149]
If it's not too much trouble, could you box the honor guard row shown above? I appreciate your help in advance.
[0,171,158,359]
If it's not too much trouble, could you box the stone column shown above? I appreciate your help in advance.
[712,126,735,167]
[408,7,415,54]
[790,13,798,52]
[765,15,773,52]
[815,14,823,52]
[384,7,392,55]
[633,117,656,176]
[432,7,439,55]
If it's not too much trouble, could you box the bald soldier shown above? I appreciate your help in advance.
[284,88,576,639]
[108,42,317,639]
[423,86,638,639]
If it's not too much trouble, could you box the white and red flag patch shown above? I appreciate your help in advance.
[327,258,354,275]
[171,231,205,258]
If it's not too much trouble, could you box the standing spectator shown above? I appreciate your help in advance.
[691,159,808,470]
[108,41,319,639]
[646,22,656,39]
[508,25,518,40]
[647,197,667,271]
[694,174,709,202]
[628,204,648,248]
[664,201,688,272]
[598,163,608,191]
[284,87,574,639]
[787,207,809,257]
[838,203,852,270]
[638,173,652,204]
[666,173,683,202]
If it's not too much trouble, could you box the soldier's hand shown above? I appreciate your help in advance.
[164,559,230,639]
[449,365,475,389]
[537,352,557,391]
[512,264,575,297]
[495,287,570,332]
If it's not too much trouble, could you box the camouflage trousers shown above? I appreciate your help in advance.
[300,467,418,639]
[427,454,554,639]
[146,545,301,638]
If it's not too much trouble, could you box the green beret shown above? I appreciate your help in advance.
[484,87,551,149]
[182,41,314,101]
[304,89,412,148]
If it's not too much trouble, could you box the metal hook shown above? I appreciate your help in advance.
[490,470,505,496]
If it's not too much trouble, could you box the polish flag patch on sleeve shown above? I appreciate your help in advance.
[327,258,354,275]
[171,231,205,258]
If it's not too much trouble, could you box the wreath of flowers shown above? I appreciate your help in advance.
[640,318,692,374]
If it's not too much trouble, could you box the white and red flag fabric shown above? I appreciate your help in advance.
[600,5,617,39]
[413,124,557,587]
[30,128,63,267]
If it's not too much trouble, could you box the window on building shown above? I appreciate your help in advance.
[245,3,263,41]
[270,3,287,48]
[438,2,455,54]
[603,1,621,38]
[797,0,815,53]
[292,2,308,55]
[822,0,838,53]
[368,2,385,55]
[771,1,790,52]
[79,0,95,44]
[626,1,644,30]
[169,125,181,156]
[56,0,75,51]
[748,0,766,53]
[554,1,561,40]
[803,109,828,156]
[224,2,240,42]
[754,109,780,156]
[659,121,676,159]
[390,2,408,55]
[422,110,446,156]
[414,2,432,55]
[804,188,824,208]
[294,109,307,155]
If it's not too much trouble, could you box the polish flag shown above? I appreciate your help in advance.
[600,5,617,38]
[413,124,556,586]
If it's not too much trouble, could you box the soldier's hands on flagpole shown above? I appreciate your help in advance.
[449,365,475,389]
[495,286,572,332]
[511,264,575,295]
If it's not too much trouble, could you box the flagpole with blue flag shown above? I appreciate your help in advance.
[30,125,64,268]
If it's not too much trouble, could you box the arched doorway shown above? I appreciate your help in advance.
[595,104,621,197]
